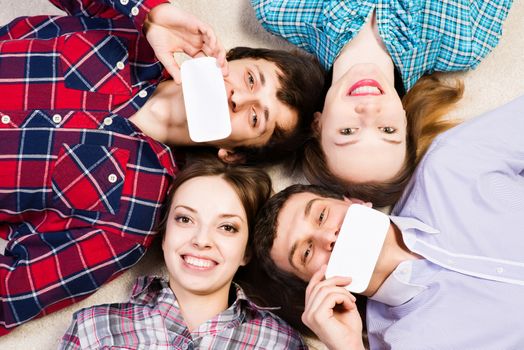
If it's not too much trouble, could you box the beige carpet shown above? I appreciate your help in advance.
[1,1,523,349]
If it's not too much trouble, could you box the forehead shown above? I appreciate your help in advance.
[172,176,244,214]
[324,140,406,183]
[271,192,318,270]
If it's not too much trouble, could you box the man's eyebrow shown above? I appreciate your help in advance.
[255,64,266,86]
[287,198,319,270]
[288,241,298,270]
[255,64,270,123]
[304,198,319,217]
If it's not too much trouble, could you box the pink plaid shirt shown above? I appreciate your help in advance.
[60,276,307,349]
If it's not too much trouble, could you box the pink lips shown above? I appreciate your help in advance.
[347,79,384,96]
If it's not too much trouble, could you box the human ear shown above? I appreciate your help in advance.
[311,111,322,136]
[217,148,246,164]
[240,249,251,266]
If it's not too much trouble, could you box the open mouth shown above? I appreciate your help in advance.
[347,79,384,96]
[182,255,217,269]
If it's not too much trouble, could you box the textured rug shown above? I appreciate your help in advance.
[1,1,523,349]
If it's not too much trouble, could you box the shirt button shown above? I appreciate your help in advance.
[52,114,62,124]
[120,0,129,5]
[103,117,113,126]
[116,61,125,70]
[446,259,454,265]
[108,174,118,184]
[1,115,10,124]
[131,7,139,16]
[138,90,148,98]
[496,267,504,274]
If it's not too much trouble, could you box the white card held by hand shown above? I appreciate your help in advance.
[326,204,390,293]
[181,57,231,142]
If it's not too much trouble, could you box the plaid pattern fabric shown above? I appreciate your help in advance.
[0,0,177,335]
[59,277,307,349]
[252,0,513,90]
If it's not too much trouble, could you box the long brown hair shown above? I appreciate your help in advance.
[300,73,464,207]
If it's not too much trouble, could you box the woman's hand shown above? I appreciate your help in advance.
[144,3,228,83]
[302,265,365,350]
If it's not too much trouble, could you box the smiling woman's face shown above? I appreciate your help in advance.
[318,63,407,184]
[162,175,249,298]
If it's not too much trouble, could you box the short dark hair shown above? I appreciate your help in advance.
[247,184,347,334]
[253,184,342,277]
[157,156,272,261]
[227,47,326,165]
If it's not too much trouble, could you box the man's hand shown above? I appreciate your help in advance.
[144,3,228,83]
[302,266,365,350]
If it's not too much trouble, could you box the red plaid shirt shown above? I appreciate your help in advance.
[0,0,178,335]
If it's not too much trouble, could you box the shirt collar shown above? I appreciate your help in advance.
[389,215,440,234]
[369,260,427,306]
[368,216,437,306]
[128,277,274,330]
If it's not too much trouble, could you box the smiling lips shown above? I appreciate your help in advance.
[182,255,217,270]
[348,79,384,96]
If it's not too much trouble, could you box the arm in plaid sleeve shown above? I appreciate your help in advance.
[0,125,175,335]
[251,0,325,53]
[251,0,362,69]
[0,227,147,335]
[49,0,169,32]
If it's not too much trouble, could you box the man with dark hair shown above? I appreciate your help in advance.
[253,96,524,349]
[0,0,325,335]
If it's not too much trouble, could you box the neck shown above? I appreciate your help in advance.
[129,80,196,146]
[170,282,231,332]
[363,223,420,297]
[332,11,395,85]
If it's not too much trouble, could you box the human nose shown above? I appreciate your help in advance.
[354,101,381,117]
[229,88,255,112]
[191,225,213,249]
[315,228,338,252]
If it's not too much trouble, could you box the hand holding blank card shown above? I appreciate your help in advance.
[181,57,231,142]
[326,204,390,293]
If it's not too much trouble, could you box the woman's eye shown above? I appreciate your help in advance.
[221,224,238,233]
[251,109,258,127]
[175,215,191,224]
[248,72,255,89]
[380,126,396,134]
[340,128,356,135]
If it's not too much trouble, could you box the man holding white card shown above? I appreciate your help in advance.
[252,95,524,349]
[0,0,325,335]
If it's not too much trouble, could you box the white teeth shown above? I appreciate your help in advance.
[184,256,214,268]
[351,86,381,95]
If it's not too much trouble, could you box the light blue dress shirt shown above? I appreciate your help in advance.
[252,0,513,90]
[366,96,524,349]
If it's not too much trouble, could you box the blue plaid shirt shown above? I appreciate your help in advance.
[252,0,513,90]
